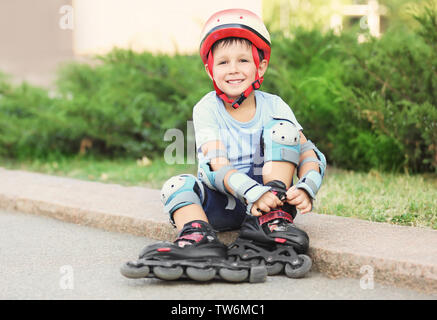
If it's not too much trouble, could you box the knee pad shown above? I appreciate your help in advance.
[262,118,301,165]
[160,174,205,218]
[299,140,327,177]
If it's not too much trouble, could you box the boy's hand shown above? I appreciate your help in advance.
[251,191,283,216]
[286,186,312,214]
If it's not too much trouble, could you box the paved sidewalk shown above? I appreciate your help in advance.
[0,167,436,294]
[2,210,434,300]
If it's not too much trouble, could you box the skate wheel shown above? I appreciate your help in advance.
[266,262,284,276]
[153,266,183,280]
[120,262,150,279]
[249,265,267,283]
[186,267,217,282]
[219,268,248,282]
[284,254,312,279]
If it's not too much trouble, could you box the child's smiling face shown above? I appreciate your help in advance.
[208,41,267,100]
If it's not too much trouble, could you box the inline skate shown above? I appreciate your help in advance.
[227,180,312,278]
[120,220,267,283]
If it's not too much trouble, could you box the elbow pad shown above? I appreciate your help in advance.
[299,140,327,177]
[295,142,326,200]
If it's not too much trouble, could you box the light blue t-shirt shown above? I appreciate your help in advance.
[192,90,302,173]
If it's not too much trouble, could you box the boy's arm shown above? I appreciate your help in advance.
[199,140,275,214]
[200,140,236,193]
[192,101,269,209]
[297,132,320,178]
[290,132,326,203]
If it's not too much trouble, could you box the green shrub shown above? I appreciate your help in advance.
[54,50,210,158]
[264,3,437,173]
[0,75,71,159]
[0,52,211,159]
[337,7,437,172]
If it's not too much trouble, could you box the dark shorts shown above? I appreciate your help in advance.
[201,163,264,232]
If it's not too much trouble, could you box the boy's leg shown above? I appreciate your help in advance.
[262,161,295,189]
[161,173,245,232]
[173,204,208,231]
[201,185,247,232]
[161,174,209,230]
[254,119,309,253]
[260,118,300,189]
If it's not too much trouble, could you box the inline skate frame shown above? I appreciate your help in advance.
[227,181,312,278]
[120,220,267,283]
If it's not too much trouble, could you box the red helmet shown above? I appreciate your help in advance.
[199,9,271,108]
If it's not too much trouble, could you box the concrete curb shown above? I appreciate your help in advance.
[0,167,436,294]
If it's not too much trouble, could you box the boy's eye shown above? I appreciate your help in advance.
[217,61,227,65]
[240,59,249,62]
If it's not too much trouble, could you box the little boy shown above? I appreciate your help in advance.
[121,9,326,282]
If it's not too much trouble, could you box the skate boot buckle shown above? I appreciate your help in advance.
[258,210,293,225]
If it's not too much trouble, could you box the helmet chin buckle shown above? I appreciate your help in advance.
[230,79,262,109]
[252,79,261,90]
[231,93,247,109]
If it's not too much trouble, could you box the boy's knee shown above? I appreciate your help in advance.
[262,118,300,166]
[160,174,205,223]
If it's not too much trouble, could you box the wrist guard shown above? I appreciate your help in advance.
[295,170,323,200]
[227,171,271,214]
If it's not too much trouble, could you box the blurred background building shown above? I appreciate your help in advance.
[0,0,416,88]
[0,0,74,87]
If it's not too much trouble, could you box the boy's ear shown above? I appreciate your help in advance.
[205,64,213,81]
[258,59,269,78]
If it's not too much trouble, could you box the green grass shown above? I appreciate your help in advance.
[1,157,436,229]
[315,168,437,230]
[0,156,197,189]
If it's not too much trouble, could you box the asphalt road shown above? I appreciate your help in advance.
[0,210,435,300]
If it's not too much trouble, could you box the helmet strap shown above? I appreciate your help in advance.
[206,44,263,109]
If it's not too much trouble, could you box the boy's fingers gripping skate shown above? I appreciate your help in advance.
[251,191,283,216]
[289,193,305,206]
[296,198,312,213]
[286,186,299,201]
[252,207,264,216]
[286,187,312,214]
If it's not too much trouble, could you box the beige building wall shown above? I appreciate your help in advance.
[0,0,74,87]
[73,0,263,55]
[0,0,262,87]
